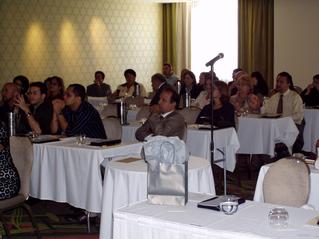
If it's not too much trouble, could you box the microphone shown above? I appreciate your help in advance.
[205,53,224,67]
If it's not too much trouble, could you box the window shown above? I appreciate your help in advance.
[191,0,238,82]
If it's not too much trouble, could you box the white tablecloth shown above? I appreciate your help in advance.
[100,156,215,239]
[303,109,319,153]
[237,116,299,156]
[254,163,319,210]
[31,138,143,213]
[122,123,240,172]
[113,199,319,239]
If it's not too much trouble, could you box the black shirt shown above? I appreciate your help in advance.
[29,101,53,135]
[63,101,107,139]
[300,88,319,107]
[196,102,235,128]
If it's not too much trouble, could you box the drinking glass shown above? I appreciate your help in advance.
[268,207,289,228]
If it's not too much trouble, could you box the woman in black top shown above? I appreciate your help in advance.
[196,81,235,128]
[180,70,202,107]
[0,121,20,200]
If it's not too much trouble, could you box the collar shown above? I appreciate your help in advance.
[280,89,290,96]
[161,110,174,118]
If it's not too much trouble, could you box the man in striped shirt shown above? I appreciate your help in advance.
[51,84,107,139]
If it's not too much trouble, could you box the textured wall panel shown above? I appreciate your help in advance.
[0,0,163,92]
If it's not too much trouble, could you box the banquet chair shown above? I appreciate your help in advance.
[0,136,41,238]
[136,105,151,121]
[102,117,122,139]
[103,103,118,118]
[178,106,201,125]
[263,157,310,207]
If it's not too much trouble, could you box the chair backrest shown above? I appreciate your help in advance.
[263,157,310,207]
[102,117,122,139]
[102,104,118,118]
[178,107,201,124]
[9,136,34,197]
[136,105,151,121]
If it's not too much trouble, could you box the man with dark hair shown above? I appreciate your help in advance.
[86,71,112,97]
[51,84,107,138]
[264,71,304,153]
[135,87,185,141]
[15,82,53,134]
[112,68,147,98]
[162,63,179,86]
[300,74,319,106]
[150,73,169,113]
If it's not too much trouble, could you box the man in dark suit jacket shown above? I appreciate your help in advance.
[136,87,185,141]
[149,73,169,113]
[87,71,112,97]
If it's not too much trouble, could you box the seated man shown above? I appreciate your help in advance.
[112,69,147,98]
[149,73,169,113]
[135,87,185,141]
[162,63,179,86]
[86,71,112,97]
[300,74,319,107]
[264,72,304,153]
[51,84,107,139]
[0,82,28,133]
[15,82,53,135]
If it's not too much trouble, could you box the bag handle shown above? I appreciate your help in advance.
[159,140,175,163]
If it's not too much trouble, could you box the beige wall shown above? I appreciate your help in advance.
[0,0,163,92]
[274,0,319,89]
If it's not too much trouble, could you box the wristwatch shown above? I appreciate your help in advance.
[26,112,32,117]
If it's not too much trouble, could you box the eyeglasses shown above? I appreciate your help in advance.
[27,90,41,95]
[64,92,74,97]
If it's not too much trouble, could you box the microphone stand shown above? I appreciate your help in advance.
[206,60,227,197]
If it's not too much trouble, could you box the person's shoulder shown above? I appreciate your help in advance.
[87,83,95,89]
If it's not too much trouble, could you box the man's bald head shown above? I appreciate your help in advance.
[2,82,20,103]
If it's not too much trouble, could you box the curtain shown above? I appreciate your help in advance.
[163,3,192,76]
[238,0,274,88]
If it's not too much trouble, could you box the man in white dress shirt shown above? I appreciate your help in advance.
[264,71,304,154]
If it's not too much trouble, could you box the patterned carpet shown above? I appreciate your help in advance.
[1,155,263,238]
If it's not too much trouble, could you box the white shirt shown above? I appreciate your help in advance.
[265,89,304,124]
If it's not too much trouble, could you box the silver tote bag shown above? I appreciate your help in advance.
[143,136,188,206]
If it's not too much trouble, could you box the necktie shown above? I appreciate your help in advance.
[276,94,283,114]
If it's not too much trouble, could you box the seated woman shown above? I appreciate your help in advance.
[192,72,213,109]
[196,81,235,128]
[0,121,20,200]
[179,70,202,107]
[230,74,261,114]
[46,76,65,103]
[251,71,269,101]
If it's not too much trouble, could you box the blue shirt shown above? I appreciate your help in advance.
[63,101,107,139]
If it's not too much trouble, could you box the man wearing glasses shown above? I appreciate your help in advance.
[15,82,53,135]
[51,84,106,139]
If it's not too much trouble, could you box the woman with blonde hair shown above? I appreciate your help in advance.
[230,74,261,114]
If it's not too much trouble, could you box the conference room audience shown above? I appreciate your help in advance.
[196,81,235,128]
[300,74,319,107]
[264,72,304,153]
[135,87,185,141]
[162,63,179,86]
[112,69,147,98]
[46,76,65,103]
[251,71,269,100]
[0,121,20,200]
[51,84,107,139]
[149,73,169,113]
[15,82,53,135]
[86,71,112,97]
[230,74,261,114]
[192,72,213,109]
